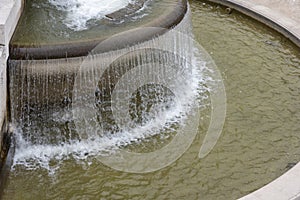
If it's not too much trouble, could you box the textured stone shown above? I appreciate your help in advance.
[0,0,23,47]
[0,0,22,156]
[105,0,147,20]
[0,45,6,152]
[206,0,300,199]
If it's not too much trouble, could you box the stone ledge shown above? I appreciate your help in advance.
[0,0,23,49]
[0,45,6,153]
[207,0,300,199]
[240,162,300,200]
[0,0,22,167]
[9,0,187,59]
[207,0,300,48]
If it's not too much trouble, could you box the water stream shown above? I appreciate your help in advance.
[2,0,300,199]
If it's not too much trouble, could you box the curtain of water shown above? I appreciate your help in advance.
[8,7,205,169]
[9,58,82,144]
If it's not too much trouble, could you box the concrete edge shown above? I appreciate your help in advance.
[206,0,300,199]
[207,0,300,48]
[0,0,23,172]
[240,162,300,200]
[0,46,7,154]
[9,0,188,59]
[0,0,23,54]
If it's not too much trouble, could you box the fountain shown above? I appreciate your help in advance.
[8,0,212,170]
[8,0,218,171]
[10,0,187,59]
[9,0,188,117]
[1,0,300,199]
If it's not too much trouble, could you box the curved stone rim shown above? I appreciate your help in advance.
[205,0,300,199]
[9,0,188,60]
[207,0,300,49]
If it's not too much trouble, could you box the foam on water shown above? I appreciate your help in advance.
[48,0,135,30]
[11,51,206,173]
[9,5,214,173]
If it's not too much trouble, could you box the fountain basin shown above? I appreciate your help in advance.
[8,0,189,121]
[2,0,300,199]
[200,1,300,199]
[9,0,187,59]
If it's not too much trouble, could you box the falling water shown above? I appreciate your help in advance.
[8,6,209,172]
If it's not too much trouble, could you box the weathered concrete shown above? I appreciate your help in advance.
[0,0,23,53]
[0,46,6,145]
[241,162,300,200]
[206,0,300,199]
[10,0,188,59]
[0,0,23,161]
[208,0,300,48]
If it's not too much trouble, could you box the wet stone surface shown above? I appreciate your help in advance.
[106,0,148,20]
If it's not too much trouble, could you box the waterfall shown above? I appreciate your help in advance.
[8,6,209,171]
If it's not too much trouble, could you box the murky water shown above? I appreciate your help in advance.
[10,0,180,45]
[2,1,300,199]
[48,0,134,30]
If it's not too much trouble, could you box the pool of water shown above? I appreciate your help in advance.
[10,0,186,59]
[10,0,182,45]
[2,0,300,199]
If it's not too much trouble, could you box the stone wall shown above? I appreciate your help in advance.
[0,45,6,155]
[0,0,23,162]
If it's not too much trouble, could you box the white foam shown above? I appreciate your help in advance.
[10,7,213,172]
[49,0,135,31]
[11,50,207,173]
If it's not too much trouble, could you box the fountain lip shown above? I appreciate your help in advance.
[9,0,188,60]
[105,0,147,21]
[202,1,300,200]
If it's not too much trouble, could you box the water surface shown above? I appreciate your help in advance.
[2,1,300,199]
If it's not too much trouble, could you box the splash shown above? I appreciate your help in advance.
[11,61,204,173]
[8,6,218,173]
[10,45,207,173]
[48,0,135,30]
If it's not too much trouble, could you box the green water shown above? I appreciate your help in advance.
[10,0,182,45]
[3,1,300,199]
